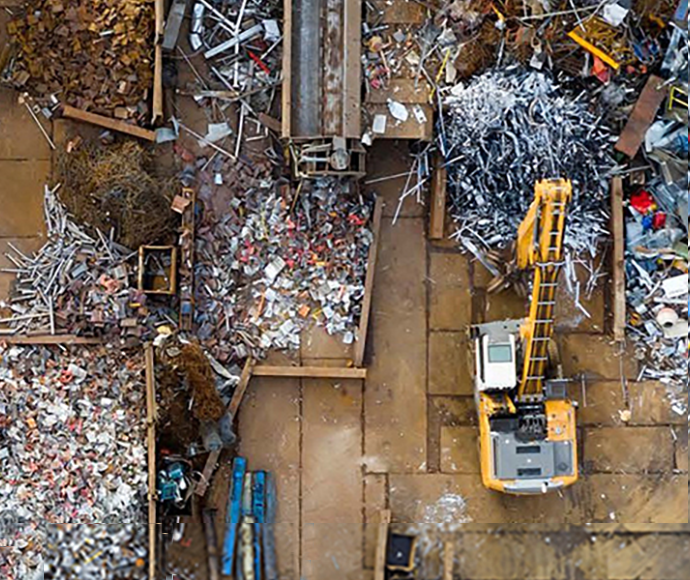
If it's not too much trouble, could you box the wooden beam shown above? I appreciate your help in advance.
[253,365,367,379]
[0,334,102,345]
[615,75,667,158]
[227,357,256,419]
[429,158,447,240]
[443,540,455,580]
[152,0,165,124]
[611,177,626,342]
[195,449,222,498]
[374,509,391,580]
[281,0,293,139]
[258,112,282,133]
[355,196,384,367]
[202,509,222,580]
[62,105,157,141]
[144,344,158,580]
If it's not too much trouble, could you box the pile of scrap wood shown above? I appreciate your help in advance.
[3,0,154,124]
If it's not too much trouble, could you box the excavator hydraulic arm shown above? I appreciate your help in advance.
[516,179,572,402]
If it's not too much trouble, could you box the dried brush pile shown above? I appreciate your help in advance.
[56,141,177,249]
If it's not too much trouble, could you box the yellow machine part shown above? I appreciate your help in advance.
[517,179,572,401]
[478,394,579,494]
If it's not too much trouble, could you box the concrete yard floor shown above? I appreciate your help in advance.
[0,17,688,580]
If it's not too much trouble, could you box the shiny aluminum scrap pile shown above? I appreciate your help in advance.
[0,346,147,580]
[0,186,149,339]
[44,523,148,580]
[195,178,374,361]
[442,67,615,265]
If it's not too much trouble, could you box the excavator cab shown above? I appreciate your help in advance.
[471,179,579,495]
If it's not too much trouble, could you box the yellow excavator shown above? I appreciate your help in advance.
[471,179,579,495]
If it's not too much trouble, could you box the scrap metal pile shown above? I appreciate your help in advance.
[442,67,614,263]
[44,524,148,580]
[622,53,687,392]
[3,0,155,123]
[174,0,283,157]
[0,346,147,579]
[195,178,374,361]
[0,187,163,340]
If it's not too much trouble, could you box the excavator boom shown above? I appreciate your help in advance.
[517,179,573,402]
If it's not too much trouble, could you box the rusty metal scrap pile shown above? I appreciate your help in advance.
[4,0,154,123]
[442,67,615,260]
[44,523,148,580]
[0,346,147,580]
[0,188,160,340]
[195,178,374,361]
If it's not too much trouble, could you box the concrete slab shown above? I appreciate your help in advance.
[605,534,690,580]
[0,160,50,237]
[453,531,606,580]
[428,332,472,396]
[300,324,354,360]
[584,427,674,473]
[0,88,53,160]
[238,377,301,579]
[571,381,627,426]
[471,259,497,289]
[429,285,472,331]
[555,280,606,334]
[389,474,581,524]
[559,334,637,380]
[429,252,471,288]
[431,396,478,427]
[302,375,363,580]
[674,427,688,472]
[484,288,529,323]
[582,474,688,523]
[363,474,387,569]
[440,426,480,474]
[628,381,688,425]
[365,218,427,473]
[362,141,424,219]
[0,237,44,302]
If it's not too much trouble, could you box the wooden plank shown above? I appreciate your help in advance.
[253,365,367,379]
[62,105,157,141]
[227,357,256,419]
[429,158,447,240]
[443,540,455,580]
[281,0,293,138]
[343,0,362,138]
[374,509,391,580]
[611,177,626,342]
[355,196,384,367]
[615,75,667,158]
[0,334,102,345]
[258,113,282,133]
[144,344,158,580]
[202,509,222,580]
[152,0,165,124]
[195,449,222,498]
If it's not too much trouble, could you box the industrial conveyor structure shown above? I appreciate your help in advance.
[282,0,366,178]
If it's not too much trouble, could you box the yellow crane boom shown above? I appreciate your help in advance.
[516,179,572,402]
